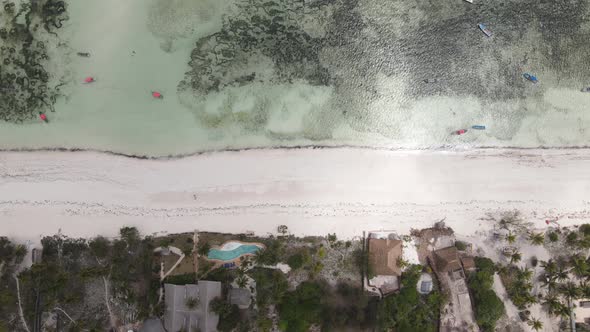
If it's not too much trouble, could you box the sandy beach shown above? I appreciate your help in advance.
[2,148,590,242]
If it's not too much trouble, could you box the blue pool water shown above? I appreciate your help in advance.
[207,244,262,261]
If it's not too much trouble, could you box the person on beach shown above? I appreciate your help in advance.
[152,91,163,99]
[39,112,48,123]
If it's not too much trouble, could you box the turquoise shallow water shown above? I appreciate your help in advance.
[0,0,589,156]
[208,244,262,261]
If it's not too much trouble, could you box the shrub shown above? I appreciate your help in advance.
[566,232,578,246]
[531,256,538,267]
[278,282,326,332]
[377,265,442,332]
[211,297,240,332]
[547,232,559,242]
[580,224,590,236]
[455,241,467,251]
[467,257,505,332]
[287,249,310,270]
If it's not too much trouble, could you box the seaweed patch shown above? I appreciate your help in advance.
[0,0,68,123]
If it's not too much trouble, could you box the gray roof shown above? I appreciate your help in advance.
[164,281,222,332]
[229,288,252,309]
[139,318,165,332]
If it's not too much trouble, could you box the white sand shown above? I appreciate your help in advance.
[1,148,590,242]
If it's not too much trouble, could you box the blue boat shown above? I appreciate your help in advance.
[582,87,590,92]
[478,23,493,37]
[523,73,538,83]
[471,125,486,130]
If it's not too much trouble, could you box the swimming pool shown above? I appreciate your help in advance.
[207,241,263,261]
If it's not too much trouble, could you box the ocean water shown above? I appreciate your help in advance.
[0,0,589,156]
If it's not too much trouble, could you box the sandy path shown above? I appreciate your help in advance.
[1,148,590,241]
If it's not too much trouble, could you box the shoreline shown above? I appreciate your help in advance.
[2,143,590,160]
[2,147,590,242]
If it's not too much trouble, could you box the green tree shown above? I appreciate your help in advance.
[542,295,562,316]
[506,233,516,244]
[528,317,543,331]
[210,297,240,332]
[547,232,559,242]
[278,282,326,332]
[88,236,111,260]
[566,232,578,247]
[528,232,544,246]
[559,282,581,301]
[510,251,522,264]
[197,242,211,256]
[468,257,504,332]
[569,254,589,279]
[186,297,198,309]
[378,265,441,332]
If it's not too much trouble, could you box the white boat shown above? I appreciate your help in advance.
[464,0,473,3]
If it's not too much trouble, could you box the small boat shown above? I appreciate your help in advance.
[38,112,48,123]
[523,73,538,83]
[581,87,590,92]
[464,0,473,3]
[83,76,95,84]
[151,91,163,99]
[478,23,493,37]
[455,129,468,135]
[77,52,90,57]
[471,125,486,130]
[424,78,439,83]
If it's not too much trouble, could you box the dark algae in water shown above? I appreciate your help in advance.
[0,0,68,123]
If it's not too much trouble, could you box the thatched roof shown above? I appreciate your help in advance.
[368,238,403,276]
[433,246,462,272]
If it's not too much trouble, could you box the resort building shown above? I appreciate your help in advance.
[164,281,222,332]
[367,233,403,294]
[574,299,590,325]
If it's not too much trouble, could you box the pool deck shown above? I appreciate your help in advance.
[205,240,266,267]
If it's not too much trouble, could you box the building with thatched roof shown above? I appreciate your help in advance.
[367,237,403,294]
[433,246,462,273]
[368,238,403,276]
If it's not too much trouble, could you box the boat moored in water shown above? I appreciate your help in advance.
[523,73,538,83]
[478,23,493,37]
[582,87,590,92]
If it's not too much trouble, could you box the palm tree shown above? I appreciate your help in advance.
[510,251,522,264]
[528,317,543,331]
[528,232,544,246]
[559,281,581,301]
[570,254,589,279]
[518,267,533,280]
[541,259,558,275]
[540,274,558,290]
[185,297,199,309]
[506,232,517,244]
[555,267,570,282]
[236,275,247,288]
[542,294,562,316]
[580,281,590,298]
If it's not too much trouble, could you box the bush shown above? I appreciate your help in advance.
[377,265,442,332]
[278,282,326,332]
[580,224,590,236]
[547,232,559,242]
[211,297,240,332]
[287,249,310,270]
[531,256,538,267]
[455,241,467,251]
[566,232,578,246]
[467,257,505,332]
